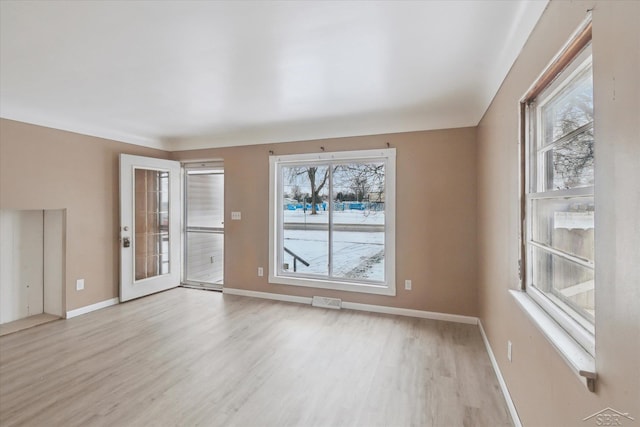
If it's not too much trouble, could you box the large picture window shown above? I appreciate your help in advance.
[269,149,396,295]
[522,39,595,356]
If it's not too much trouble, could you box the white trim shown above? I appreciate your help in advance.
[478,320,522,427]
[266,276,396,296]
[268,148,396,296]
[536,46,593,113]
[0,112,168,150]
[119,154,182,302]
[527,186,593,200]
[222,288,312,305]
[271,148,396,164]
[222,288,477,325]
[510,290,596,390]
[341,301,477,325]
[520,12,592,104]
[65,297,119,319]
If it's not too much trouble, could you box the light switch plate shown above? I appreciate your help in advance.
[231,211,241,220]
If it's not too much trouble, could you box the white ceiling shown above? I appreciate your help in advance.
[0,1,548,151]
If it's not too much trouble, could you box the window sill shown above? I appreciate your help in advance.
[269,275,396,296]
[509,290,596,392]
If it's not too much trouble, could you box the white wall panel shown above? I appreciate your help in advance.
[0,210,44,323]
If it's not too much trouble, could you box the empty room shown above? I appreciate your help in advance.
[0,1,638,426]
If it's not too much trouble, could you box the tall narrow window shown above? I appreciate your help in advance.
[269,149,396,295]
[523,37,594,355]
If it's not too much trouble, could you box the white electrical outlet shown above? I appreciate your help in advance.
[258,267,264,277]
[76,279,85,291]
[404,279,412,290]
[507,340,513,362]
[231,211,241,220]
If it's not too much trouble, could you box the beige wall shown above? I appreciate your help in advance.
[4,2,638,422]
[0,119,168,311]
[1,119,478,316]
[173,127,479,316]
[477,1,640,426]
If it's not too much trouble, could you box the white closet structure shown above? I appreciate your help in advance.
[0,209,64,328]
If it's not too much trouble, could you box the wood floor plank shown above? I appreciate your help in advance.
[0,313,60,337]
[0,288,512,426]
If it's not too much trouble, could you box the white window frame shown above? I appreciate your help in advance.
[269,148,396,296]
[524,44,595,356]
[515,17,597,391]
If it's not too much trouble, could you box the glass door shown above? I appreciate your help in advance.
[120,154,181,301]
[183,163,224,289]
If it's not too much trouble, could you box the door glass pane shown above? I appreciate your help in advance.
[331,162,385,282]
[135,168,170,281]
[281,165,329,276]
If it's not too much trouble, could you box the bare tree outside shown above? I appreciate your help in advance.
[543,69,594,190]
[333,163,385,203]
[281,159,387,281]
[286,166,329,215]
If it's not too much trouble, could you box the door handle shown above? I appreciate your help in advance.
[123,237,131,248]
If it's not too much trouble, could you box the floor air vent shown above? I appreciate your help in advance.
[311,296,342,310]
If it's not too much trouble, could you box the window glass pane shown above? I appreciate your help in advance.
[134,169,170,281]
[531,246,594,325]
[532,197,594,262]
[542,67,593,145]
[331,162,385,281]
[281,165,329,276]
[187,173,224,228]
[271,149,395,293]
[541,127,594,191]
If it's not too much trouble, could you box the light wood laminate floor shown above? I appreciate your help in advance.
[0,288,512,427]
[0,313,60,337]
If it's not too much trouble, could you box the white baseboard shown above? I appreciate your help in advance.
[478,319,522,427]
[222,288,477,325]
[66,297,120,319]
[223,288,312,305]
[342,301,478,325]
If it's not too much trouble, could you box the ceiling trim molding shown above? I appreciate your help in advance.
[0,113,169,151]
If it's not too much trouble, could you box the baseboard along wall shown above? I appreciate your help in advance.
[65,297,120,319]
[478,319,522,427]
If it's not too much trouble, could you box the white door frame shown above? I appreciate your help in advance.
[182,162,225,289]
[120,154,181,302]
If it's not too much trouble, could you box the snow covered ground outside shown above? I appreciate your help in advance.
[282,209,385,281]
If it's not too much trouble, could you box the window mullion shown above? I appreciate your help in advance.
[328,163,333,278]
[538,121,594,153]
[528,240,594,269]
[278,165,284,275]
[528,186,594,200]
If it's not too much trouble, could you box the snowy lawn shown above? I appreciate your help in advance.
[283,229,384,281]
[281,209,386,281]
